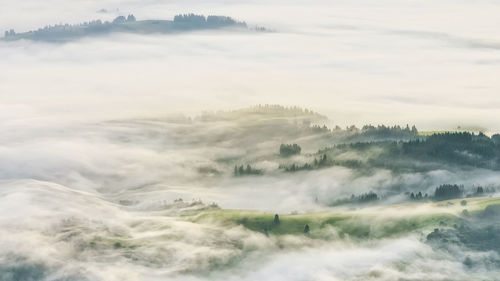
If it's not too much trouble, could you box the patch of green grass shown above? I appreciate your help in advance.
[472,197,500,210]
[374,214,458,237]
[189,197,500,240]
[438,196,500,213]
[189,208,460,240]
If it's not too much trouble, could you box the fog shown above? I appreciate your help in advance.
[2,0,500,280]
[1,0,500,130]
[1,109,499,279]
[0,179,492,281]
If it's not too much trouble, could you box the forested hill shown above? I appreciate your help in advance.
[282,132,500,173]
[2,14,257,42]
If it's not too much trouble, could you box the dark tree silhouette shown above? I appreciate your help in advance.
[476,186,484,194]
[492,134,500,145]
[416,192,423,199]
[233,164,262,176]
[434,184,463,201]
[304,224,310,233]
[274,214,280,225]
[280,144,301,157]
[112,16,127,24]
[126,14,136,22]
[357,191,378,203]
[4,29,15,37]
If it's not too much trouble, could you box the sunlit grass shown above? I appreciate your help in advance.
[187,196,500,241]
[191,208,452,239]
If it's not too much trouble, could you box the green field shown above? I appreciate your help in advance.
[187,197,500,240]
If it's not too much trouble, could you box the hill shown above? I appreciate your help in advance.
[2,13,255,42]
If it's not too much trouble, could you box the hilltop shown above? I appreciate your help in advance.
[2,13,265,42]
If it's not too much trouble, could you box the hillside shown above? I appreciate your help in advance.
[2,14,252,42]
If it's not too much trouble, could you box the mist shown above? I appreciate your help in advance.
[2,0,500,130]
[2,0,500,280]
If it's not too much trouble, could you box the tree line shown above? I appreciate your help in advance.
[409,185,493,201]
[3,13,249,41]
[233,164,262,176]
[173,14,247,29]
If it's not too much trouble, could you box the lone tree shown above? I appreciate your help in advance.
[304,224,310,234]
[274,214,280,225]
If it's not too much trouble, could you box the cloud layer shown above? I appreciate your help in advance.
[1,0,500,130]
[2,1,500,280]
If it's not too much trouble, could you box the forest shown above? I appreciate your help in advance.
[277,131,500,173]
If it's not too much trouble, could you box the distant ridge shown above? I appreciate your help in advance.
[197,104,328,122]
[2,13,267,42]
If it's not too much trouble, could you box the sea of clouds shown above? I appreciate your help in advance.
[1,0,500,280]
[1,0,500,129]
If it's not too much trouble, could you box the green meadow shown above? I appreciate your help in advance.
[188,197,500,240]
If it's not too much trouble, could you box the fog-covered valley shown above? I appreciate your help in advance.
[2,0,500,280]
[2,105,500,280]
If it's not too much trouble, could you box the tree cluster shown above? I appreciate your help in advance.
[112,15,136,24]
[409,191,428,200]
[465,185,497,197]
[127,14,136,22]
[279,143,302,157]
[476,186,484,195]
[233,164,262,176]
[318,132,500,172]
[173,14,246,29]
[411,185,495,202]
[4,29,15,37]
[434,184,463,201]
[330,191,380,206]
[281,154,330,172]
[111,15,136,24]
[402,132,500,168]
[308,123,420,143]
[355,191,379,203]
[282,154,365,172]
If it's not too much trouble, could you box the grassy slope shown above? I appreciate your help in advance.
[188,197,500,240]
